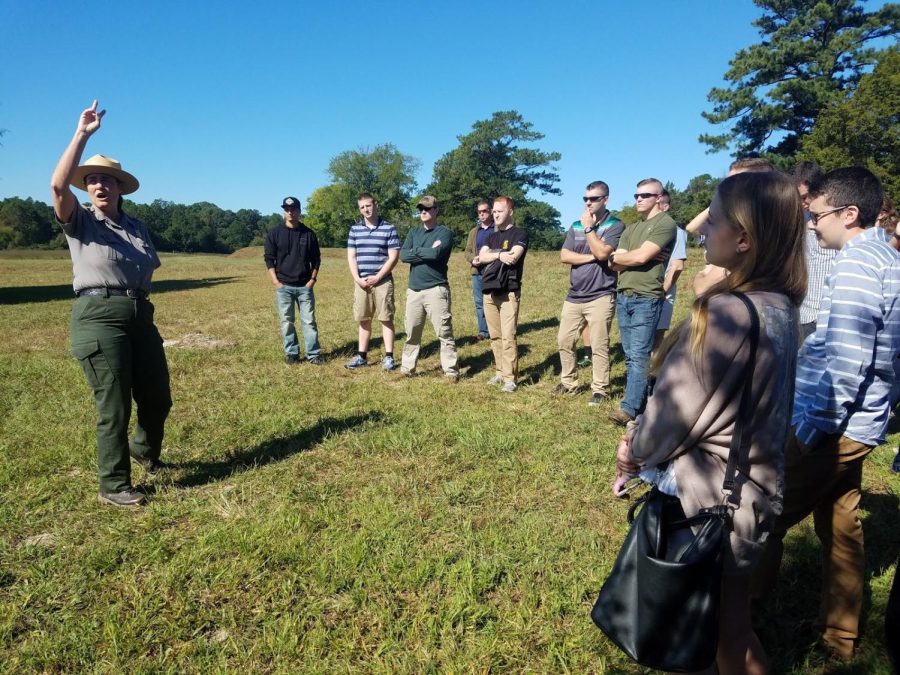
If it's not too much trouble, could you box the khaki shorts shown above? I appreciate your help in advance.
[353,278,395,322]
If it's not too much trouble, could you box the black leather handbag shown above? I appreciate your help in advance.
[591,293,760,673]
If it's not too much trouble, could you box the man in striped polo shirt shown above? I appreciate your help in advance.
[345,194,401,370]
[754,167,900,661]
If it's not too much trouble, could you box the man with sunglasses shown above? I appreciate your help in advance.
[264,197,323,365]
[607,178,677,425]
[753,167,900,661]
[399,196,459,381]
[463,201,494,341]
[553,181,624,406]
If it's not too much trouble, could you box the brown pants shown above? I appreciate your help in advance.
[484,291,520,383]
[557,294,615,395]
[753,432,871,658]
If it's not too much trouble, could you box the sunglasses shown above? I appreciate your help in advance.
[417,206,434,212]
[583,195,608,203]
[477,209,490,214]
[634,193,660,200]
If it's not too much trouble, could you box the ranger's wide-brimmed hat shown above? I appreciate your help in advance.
[70,154,140,194]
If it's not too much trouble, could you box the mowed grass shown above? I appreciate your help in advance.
[0,247,897,674]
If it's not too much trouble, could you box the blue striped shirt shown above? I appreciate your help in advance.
[347,219,400,279]
[793,227,900,447]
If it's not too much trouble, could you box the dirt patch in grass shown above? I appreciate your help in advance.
[163,332,238,349]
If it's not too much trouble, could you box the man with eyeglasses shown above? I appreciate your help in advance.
[264,196,323,365]
[793,161,837,340]
[463,200,494,341]
[607,178,677,425]
[399,196,459,381]
[753,167,900,661]
[553,181,624,406]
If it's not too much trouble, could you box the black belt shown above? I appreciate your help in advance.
[76,287,148,299]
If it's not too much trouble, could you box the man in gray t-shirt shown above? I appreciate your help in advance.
[554,181,625,406]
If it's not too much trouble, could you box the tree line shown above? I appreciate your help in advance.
[2,0,897,253]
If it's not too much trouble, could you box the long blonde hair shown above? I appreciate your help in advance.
[654,172,807,370]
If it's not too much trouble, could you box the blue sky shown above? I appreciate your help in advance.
[0,1,848,224]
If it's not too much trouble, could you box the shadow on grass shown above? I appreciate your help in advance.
[755,490,899,673]
[0,277,240,305]
[172,412,386,488]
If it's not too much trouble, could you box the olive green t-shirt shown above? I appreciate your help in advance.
[617,212,677,298]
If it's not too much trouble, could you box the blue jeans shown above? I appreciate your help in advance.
[616,293,662,416]
[275,285,320,359]
[471,273,489,337]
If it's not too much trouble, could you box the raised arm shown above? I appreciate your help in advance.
[51,100,105,223]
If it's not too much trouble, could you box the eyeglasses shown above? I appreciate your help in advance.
[583,195,608,203]
[809,205,849,225]
[634,193,660,200]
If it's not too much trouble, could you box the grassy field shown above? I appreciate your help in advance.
[0,247,897,674]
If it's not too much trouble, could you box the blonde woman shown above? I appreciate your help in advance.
[613,171,807,674]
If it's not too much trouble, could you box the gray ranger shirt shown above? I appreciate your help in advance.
[59,203,160,293]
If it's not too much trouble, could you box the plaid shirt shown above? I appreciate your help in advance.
[799,229,837,324]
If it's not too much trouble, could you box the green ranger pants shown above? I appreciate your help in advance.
[70,295,172,493]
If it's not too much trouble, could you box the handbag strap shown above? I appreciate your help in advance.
[721,292,760,499]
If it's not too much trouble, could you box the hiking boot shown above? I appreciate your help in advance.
[608,408,635,426]
[381,355,397,371]
[588,393,608,407]
[285,354,300,365]
[98,489,146,507]
[345,355,368,369]
[308,356,325,365]
[130,453,167,477]
[500,381,518,393]
[486,374,504,386]
[551,383,581,397]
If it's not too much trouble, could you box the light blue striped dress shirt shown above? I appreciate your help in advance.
[793,227,900,447]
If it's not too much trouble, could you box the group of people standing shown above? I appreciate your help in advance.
[52,101,899,671]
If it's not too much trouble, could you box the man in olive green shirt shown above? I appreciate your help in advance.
[608,177,677,424]
[399,195,459,380]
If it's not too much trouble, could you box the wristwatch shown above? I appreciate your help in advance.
[583,225,595,234]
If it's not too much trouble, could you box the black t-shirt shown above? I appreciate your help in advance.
[481,226,529,292]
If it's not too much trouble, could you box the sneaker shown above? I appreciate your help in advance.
[285,354,300,365]
[98,489,146,507]
[500,381,517,393]
[577,355,592,369]
[308,356,325,365]
[381,355,397,371]
[551,383,581,397]
[588,393,608,407]
[486,374,504,386]
[608,408,635,426]
[130,453,167,477]
[345,355,368,369]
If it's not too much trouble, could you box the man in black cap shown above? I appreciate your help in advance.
[264,197,323,364]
